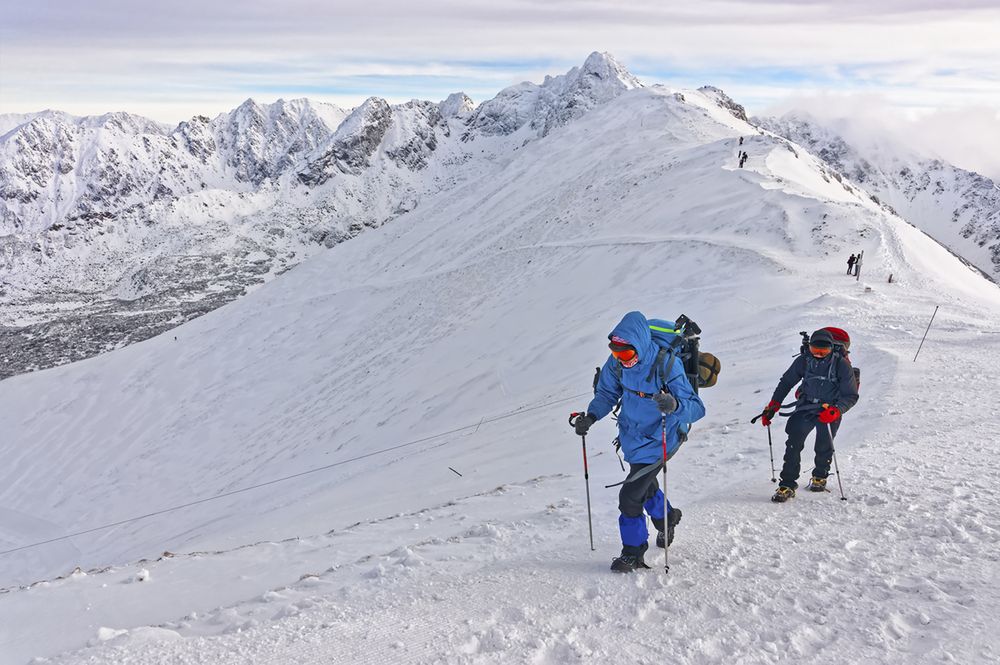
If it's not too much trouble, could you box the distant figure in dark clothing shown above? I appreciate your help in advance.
[847,254,856,274]
[739,152,748,168]
[739,137,744,146]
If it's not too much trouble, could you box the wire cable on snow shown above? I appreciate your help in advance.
[0,391,592,558]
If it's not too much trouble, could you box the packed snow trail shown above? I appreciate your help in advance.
[28,286,1000,665]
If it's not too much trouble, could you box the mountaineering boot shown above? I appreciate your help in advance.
[611,543,650,573]
[656,508,683,548]
[771,486,796,503]
[807,477,828,492]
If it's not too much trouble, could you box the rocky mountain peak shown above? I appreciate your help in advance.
[469,51,642,138]
[439,92,475,119]
[297,97,393,184]
[579,51,643,90]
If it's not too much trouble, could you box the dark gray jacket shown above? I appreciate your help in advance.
[770,353,859,413]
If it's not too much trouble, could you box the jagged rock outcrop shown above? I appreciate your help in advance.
[297,97,392,183]
[467,51,641,138]
[698,86,748,123]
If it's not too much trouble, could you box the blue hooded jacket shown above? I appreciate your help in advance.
[586,311,706,463]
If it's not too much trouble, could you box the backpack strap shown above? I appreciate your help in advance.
[646,337,683,389]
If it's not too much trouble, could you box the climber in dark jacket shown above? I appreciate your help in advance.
[759,329,859,502]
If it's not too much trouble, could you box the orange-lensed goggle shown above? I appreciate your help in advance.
[611,348,637,363]
[809,345,832,358]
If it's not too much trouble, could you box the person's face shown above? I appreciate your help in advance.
[809,344,832,359]
[611,347,639,368]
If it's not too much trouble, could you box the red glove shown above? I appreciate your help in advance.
[761,400,780,427]
[818,405,842,424]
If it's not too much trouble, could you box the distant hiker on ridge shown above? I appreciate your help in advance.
[759,329,859,502]
[572,311,706,572]
[847,254,857,274]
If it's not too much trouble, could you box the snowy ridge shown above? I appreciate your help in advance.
[1,80,999,663]
[757,112,1000,281]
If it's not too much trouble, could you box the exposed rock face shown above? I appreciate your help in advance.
[698,86,748,123]
[468,51,641,138]
[297,98,393,183]
[757,113,1000,280]
[384,101,441,171]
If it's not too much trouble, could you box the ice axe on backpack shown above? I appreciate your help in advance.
[568,412,595,551]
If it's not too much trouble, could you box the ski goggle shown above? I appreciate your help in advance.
[610,348,637,363]
[809,345,832,358]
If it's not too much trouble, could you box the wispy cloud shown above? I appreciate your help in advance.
[762,93,1000,181]
[1,0,998,131]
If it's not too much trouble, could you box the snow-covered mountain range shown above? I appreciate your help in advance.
[0,52,641,378]
[2,55,1000,664]
[3,52,996,381]
[757,113,1000,280]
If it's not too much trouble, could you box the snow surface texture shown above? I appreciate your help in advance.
[0,52,639,379]
[2,83,1000,663]
[758,112,1000,281]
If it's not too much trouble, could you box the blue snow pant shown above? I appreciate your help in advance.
[618,462,674,553]
[779,410,842,488]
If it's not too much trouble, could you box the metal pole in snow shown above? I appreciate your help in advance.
[661,414,669,575]
[767,424,777,483]
[569,412,595,551]
[828,424,847,502]
[582,433,594,551]
[913,305,939,362]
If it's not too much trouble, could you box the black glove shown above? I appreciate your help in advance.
[574,414,595,436]
[652,391,677,414]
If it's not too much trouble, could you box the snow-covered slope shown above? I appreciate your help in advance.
[757,112,1000,281]
[2,79,999,664]
[0,52,643,380]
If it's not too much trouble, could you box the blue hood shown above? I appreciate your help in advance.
[608,311,657,377]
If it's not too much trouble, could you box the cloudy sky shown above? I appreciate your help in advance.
[2,0,999,176]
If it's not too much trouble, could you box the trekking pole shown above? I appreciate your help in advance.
[568,412,595,551]
[913,305,939,362]
[828,423,847,502]
[661,413,670,575]
[750,411,777,482]
[767,424,777,483]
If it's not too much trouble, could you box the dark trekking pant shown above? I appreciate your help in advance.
[779,411,841,488]
[618,462,674,550]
